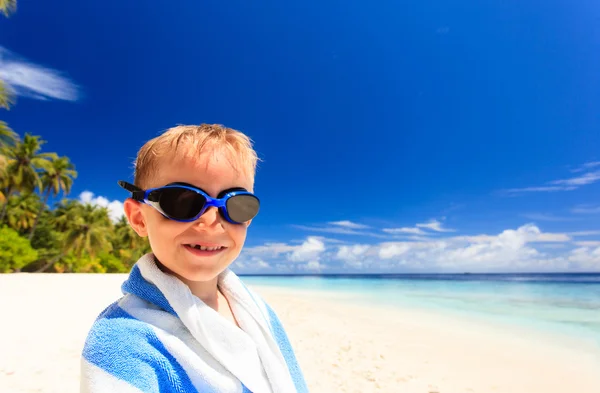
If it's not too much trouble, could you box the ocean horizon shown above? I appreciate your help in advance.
[241,272,600,348]
[240,272,600,280]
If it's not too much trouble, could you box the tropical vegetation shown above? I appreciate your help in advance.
[0,129,151,273]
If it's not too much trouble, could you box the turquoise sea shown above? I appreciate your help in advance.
[241,273,600,346]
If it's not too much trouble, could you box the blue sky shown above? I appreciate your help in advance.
[1,0,599,273]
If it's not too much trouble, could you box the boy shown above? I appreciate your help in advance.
[80,124,309,393]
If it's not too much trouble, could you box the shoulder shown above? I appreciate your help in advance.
[82,301,158,367]
[82,301,195,393]
[81,299,200,393]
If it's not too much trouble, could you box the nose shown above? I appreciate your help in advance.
[195,206,221,228]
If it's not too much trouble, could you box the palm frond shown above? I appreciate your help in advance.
[0,79,16,107]
[0,121,19,147]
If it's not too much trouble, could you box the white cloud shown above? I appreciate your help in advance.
[236,221,600,273]
[551,171,600,187]
[244,242,297,257]
[243,236,326,264]
[383,219,454,236]
[571,205,600,214]
[451,235,497,243]
[379,243,413,259]
[574,241,600,247]
[567,246,600,270]
[505,186,576,193]
[289,237,326,262]
[238,237,328,273]
[233,257,270,271]
[292,224,389,238]
[521,213,577,222]
[571,161,600,173]
[503,162,600,194]
[371,224,570,271]
[416,219,455,232]
[328,220,370,229]
[537,243,567,249]
[336,244,371,266]
[256,259,270,269]
[382,227,426,235]
[568,231,600,237]
[0,46,80,101]
[79,191,124,222]
[302,260,324,271]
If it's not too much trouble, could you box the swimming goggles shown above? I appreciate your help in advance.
[118,181,260,224]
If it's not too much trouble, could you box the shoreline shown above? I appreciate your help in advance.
[251,283,600,353]
[252,284,600,393]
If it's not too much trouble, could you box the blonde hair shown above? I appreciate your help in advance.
[133,124,259,188]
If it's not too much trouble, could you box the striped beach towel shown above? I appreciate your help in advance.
[80,253,309,393]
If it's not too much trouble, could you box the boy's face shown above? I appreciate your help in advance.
[124,146,253,283]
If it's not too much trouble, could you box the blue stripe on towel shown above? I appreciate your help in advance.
[83,303,214,393]
[122,264,177,317]
[265,305,310,393]
[241,384,253,393]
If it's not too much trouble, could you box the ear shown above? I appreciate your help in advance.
[124,198,149,237]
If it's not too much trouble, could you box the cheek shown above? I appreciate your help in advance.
[145,215,178,246]
[229,225,248,247]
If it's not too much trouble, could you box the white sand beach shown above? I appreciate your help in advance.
[0,273,599,393]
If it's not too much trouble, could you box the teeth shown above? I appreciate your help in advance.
[190,244,223,251]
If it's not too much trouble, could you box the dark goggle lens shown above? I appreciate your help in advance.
[226,194,260,223]
[157,187,206,220]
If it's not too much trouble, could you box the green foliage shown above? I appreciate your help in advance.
[30,210,61,250]
[0,80,15,108]
[1,133,57,196]
[28,155,77,240]
[25,210,61,271]
[6,192,41,234]
[0,121,18,147]
[98,251,129,273]
[0,225,38,272]
[0,129,149,273]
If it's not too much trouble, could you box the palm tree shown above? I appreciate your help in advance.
[29,156,77,239]
[51,198,81,232]
[0,133,57,221]
[0,0,17,17]
[6,192,40,233]
[36,202,113,272]
[0,121,18,147]
[113,216,139,249]
[0,80,15,110]
[64,203,113,258]
[0,123,18,205]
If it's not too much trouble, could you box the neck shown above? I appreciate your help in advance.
[154,258,223,310]
[186,278,221,309]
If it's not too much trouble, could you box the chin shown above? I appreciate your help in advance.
[153,259,217,282]
[177,264,228,283]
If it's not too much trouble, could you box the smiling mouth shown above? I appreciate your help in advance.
[184,244,226,252]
